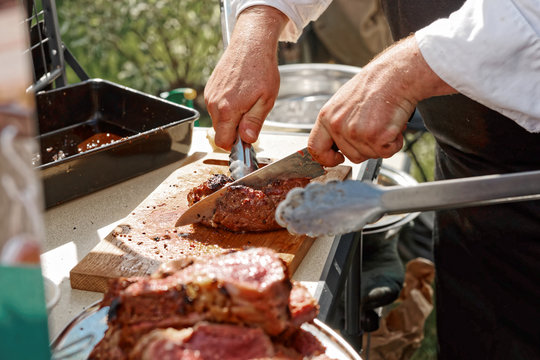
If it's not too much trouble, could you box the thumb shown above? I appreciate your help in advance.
[238,97,272,143]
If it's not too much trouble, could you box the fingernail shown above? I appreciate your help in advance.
[245,128,257,141]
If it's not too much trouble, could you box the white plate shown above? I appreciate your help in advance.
[50,302,362,360]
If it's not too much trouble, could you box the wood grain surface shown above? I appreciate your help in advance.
[70,152,351,293]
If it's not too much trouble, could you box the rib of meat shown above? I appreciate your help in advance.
[129,323,328,360]
[288,328,327,357]
[130,323,275,360]
[289,281,320,328]
[187,174,310,232]
[90,248,324,360]
[108,248,292,334]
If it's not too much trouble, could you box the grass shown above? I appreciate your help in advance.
[405,131,436,183]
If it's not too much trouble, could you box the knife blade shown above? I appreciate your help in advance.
[175,148,325,227]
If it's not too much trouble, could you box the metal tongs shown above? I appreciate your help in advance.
[275,169,540,237]
[220,0,259,179]
[229,136,259,179]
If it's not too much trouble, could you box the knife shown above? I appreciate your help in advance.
[175,148,325,227]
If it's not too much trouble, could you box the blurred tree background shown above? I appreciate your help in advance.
[56,0,223,126]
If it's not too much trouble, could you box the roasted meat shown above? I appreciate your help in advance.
[130,323,274,360]
[187,174,310,232]
[187,174,233,206]
[129,323,327,360]
[89,248,322,360]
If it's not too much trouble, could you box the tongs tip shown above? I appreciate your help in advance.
[229,135,258,180]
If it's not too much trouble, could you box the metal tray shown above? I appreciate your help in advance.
[50,301,362,360]
[34,79,199,208]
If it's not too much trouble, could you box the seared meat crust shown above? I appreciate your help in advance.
[89,248,322,359]
[187,174,310,232]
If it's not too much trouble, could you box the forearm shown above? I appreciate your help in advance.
[363,35,456,111]
[231,6,288,55]
[231,0,331,42]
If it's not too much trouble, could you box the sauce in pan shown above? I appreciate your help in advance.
[77,132,123,153]
[38,122,134,164]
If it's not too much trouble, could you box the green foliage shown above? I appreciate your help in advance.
[405,132,436,183]
[56,0,223,97]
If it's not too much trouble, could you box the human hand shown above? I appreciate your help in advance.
[308,35,456,166]
[204,6,288,150]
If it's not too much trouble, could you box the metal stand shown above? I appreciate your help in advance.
[24,0,89,93]
[315,158,382,353]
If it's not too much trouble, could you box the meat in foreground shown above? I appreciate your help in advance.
[89,247,325,359]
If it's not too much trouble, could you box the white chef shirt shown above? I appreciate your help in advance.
[231,0,540,132]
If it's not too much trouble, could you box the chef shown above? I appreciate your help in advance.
[204,0,540,358]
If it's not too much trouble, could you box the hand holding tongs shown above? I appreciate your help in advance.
[220,0,259,179]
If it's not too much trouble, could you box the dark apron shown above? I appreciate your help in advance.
[380,1,540,358]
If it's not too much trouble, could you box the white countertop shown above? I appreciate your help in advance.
[41,127,407,341]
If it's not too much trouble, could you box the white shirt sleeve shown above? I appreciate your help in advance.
[230,0,332,42]
[415,0,540,133]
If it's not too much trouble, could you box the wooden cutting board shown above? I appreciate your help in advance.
[70,152,351,293]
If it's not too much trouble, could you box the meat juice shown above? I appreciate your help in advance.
[0,2,51,359]
[37,121,133,164]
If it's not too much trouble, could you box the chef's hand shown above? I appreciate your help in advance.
[308,35,457,166]
[204,6,288,151]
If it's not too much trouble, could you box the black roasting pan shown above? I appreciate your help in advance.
[34,79,199,208]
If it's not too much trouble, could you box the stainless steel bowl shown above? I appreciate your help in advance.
[264,63,362,132]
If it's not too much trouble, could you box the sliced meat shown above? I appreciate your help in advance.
[187,174,233,206]
[187,175,311,232]
[289,328,327,357]
[90,248,326,360]
[112,248,291,335]
[289,281,320,327]
[91,248,293,358]
[212,185,277,232]
[130,323,275,360]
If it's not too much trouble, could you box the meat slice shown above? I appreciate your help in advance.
[90,248,324,360]
[130,323,275,360]
[187,174,310,232]
[187,174,233,206]
[289,281,320,327]
[213,178,311,232]
[99,249,292,341]
[289,328,327,357]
